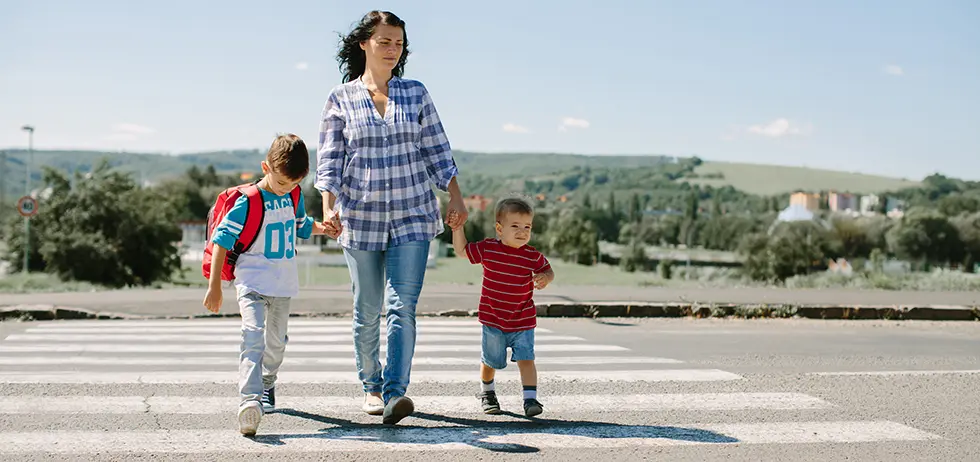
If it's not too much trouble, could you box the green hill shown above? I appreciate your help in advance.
[0,149,923,205]
[682,161,921,196]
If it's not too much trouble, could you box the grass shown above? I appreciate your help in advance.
[6,256,980,294]
[685,161,921,195]
[0,272,99,294]
[664,265,980,291]
[172,256,662,289]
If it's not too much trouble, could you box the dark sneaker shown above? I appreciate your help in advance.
[261,387,276,413]
[477,391,502,414]
[382,395,415,425]
[524,398,543,417]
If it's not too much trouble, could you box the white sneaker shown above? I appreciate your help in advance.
[362,393,384,415]
[238,401,262,436]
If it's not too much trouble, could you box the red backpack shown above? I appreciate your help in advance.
[202,182,302,281]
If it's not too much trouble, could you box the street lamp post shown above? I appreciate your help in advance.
[21,125,34,274]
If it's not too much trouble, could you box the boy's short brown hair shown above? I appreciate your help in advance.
[266,133,309,180]
[495,197,534,222]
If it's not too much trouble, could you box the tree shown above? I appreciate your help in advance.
[739,221,837,282]
[830,217,874,259]
[620,239,647,273]
[303,182,322,220]
[187,165,204,185]
[711,196,723,217]
[769,196,780,213]
[629,193,642,222]
[202,165,220,187]
[155,178,211,222]
[886,209,963,270]
[699,215,760,251]
[951,212,980,273]
[582,194,592,209]
[2,161,183,287]
[547,208,599,265]
[938,194,980,217]
[685,192,699,221]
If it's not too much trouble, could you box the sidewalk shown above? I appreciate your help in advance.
[2,283,978,319]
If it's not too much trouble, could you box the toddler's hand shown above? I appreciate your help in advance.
[446,209,461,230]
[203,287,222,313]
[533,273,551,290]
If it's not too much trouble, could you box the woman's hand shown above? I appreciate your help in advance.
[445,196,468,231]
[323,209,343,238]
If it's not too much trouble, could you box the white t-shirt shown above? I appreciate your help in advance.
[211,188,313,298]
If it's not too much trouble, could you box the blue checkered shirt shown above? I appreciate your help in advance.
[315,77,459,251]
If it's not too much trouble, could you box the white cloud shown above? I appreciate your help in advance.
[502,123,530,134]
[104,133,138,142]
[112,123,155,135]
[295,62,309,71]
[559,117,590,131]
[746,118,811,138]
[883,64,904,76]
[105,123,155,142]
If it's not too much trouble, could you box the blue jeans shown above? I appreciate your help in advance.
[342,240,430,403]
[481,324,535,370]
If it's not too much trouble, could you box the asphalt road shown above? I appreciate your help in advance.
[0,317,977,460]
[3,284,979,318]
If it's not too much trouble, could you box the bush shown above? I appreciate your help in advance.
[739,221,832,282]
[2,161,183,288]
[886,208,963,270]
[620,240,647,273]
[546,208,599,265]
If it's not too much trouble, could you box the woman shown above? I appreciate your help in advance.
[315,10,469,425]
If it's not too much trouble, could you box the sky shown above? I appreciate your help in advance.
[1,0,978,180]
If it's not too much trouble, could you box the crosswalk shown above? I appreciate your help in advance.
[0,317,942,456]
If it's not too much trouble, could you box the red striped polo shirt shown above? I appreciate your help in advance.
[465,238,552,332]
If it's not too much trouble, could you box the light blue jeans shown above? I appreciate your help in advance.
[342,239,430,403]
[236,286,290,407]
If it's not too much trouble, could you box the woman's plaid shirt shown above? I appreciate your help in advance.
[315,77,459,251]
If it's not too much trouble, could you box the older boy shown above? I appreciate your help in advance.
[203,134,332,436]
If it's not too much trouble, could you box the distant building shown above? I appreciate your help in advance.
[789,192,821,211]
[859,194,905,218]
[859,194,881,215]
[827,192,857,212]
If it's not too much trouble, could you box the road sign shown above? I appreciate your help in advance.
[17,195,38,217]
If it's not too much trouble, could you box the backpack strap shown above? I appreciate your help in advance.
[290,186,303,218]
[236,184,265,254]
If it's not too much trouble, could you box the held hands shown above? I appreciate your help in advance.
[445,199,468,231]
[320,209,343,239]
[313,221,341,239]
[203,287,222,313]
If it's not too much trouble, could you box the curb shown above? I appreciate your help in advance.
[2,302,978,322]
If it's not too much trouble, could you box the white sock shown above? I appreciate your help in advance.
[523,386,537,400]
[481,380,495,393]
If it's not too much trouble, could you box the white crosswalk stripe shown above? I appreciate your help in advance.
[0,393,834,414]
[0,318,943,456]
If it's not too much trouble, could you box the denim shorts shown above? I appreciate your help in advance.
[481,324,535,370]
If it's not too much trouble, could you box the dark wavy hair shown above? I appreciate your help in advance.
[336,11,410,83]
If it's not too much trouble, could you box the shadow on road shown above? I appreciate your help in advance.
[588,318,640,327]
[266,408,737,453]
